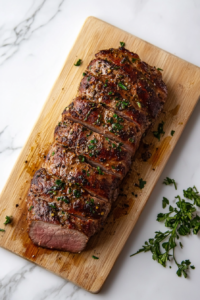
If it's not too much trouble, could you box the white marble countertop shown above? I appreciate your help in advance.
[0,0,200,299]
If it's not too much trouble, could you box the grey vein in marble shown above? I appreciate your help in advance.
[0,126,22,154]
[0,0,65,65]
[0,264,36,300]
[34,281,80,300]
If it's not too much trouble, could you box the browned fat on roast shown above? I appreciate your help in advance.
[54,120,131,179]
[29,221,88,252]
[43,144,120,202]
[63,97,141,155]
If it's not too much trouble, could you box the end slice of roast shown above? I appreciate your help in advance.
[29,221,88,253]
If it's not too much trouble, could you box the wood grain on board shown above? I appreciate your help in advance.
[0,17,200,293]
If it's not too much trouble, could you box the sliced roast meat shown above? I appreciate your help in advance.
[79,73,150,133]
[27,196,106,237]
[27,47,168,252]
[86,58,165,123]
[43,143,120,202]
[95,47,168,103]
[54,120,131,179]
[29,168,111,219]
[29,221,88,252]
[63,97,141,155]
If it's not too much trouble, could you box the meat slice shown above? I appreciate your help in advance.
[29,168,111,219]
[95,47,168,103]
[63,97,141,155]
[43,143,120,202]
[29,221,88,253]
[28,196,105,237]
[54,120,131,179]
[86,58,166,124]
[78,73,150,133]
[27,169,111,252]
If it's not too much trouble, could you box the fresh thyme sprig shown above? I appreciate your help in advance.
[130,184,200,278]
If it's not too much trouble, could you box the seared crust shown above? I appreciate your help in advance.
[43,144,120,202]
[28,168,111,220]
[79,73,150,133]
[54,120,131,179]
[63,97,141,155]
[27,47,168,252]
[95,47,167,102]
[87,58,165,121]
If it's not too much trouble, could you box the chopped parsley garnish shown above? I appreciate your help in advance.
[104,79,108,87]
[97,166,104,175]
[132,58,138,63]
[118,82,128,90]
[105,137,109,141]
[84,110,92,121]
[136,101,141,108]
[87,76,91,81]
[48,203,56,209]
[0,229,5,232]
[171,130,175,136]
[74,59,82,66]
[68,188,72,194]
[51,151,55,156]
[131,184,200,278]
[129,138,134,143]
[78,155,85,162]
[163,177,177,190]
[29,205,34,211]
[92,255,99,259]
[4,216,12,225]
[73,189,81,198]
[153,121,165,141]
[120,41,125,47]
[139,178,146,189]
[55,179,65,189]
[183,186,200,206]
[116,100,129,110]
[162,197,169,208]
[112,143,116,148]
[157,68,163,71]
[57,196,70,204]
[108,91,113,95]
[83,72,86,76]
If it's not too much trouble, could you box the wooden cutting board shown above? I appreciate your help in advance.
[0,17,200,293]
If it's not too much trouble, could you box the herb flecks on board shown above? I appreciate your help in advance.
[171,130,175,136]
[153,121,165,141]
[139,178,146,189]
[92,255,99,259]
[130,182,200,278]
[74,59,82,66]
[4,216,12,225]
[120,41,125,47]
